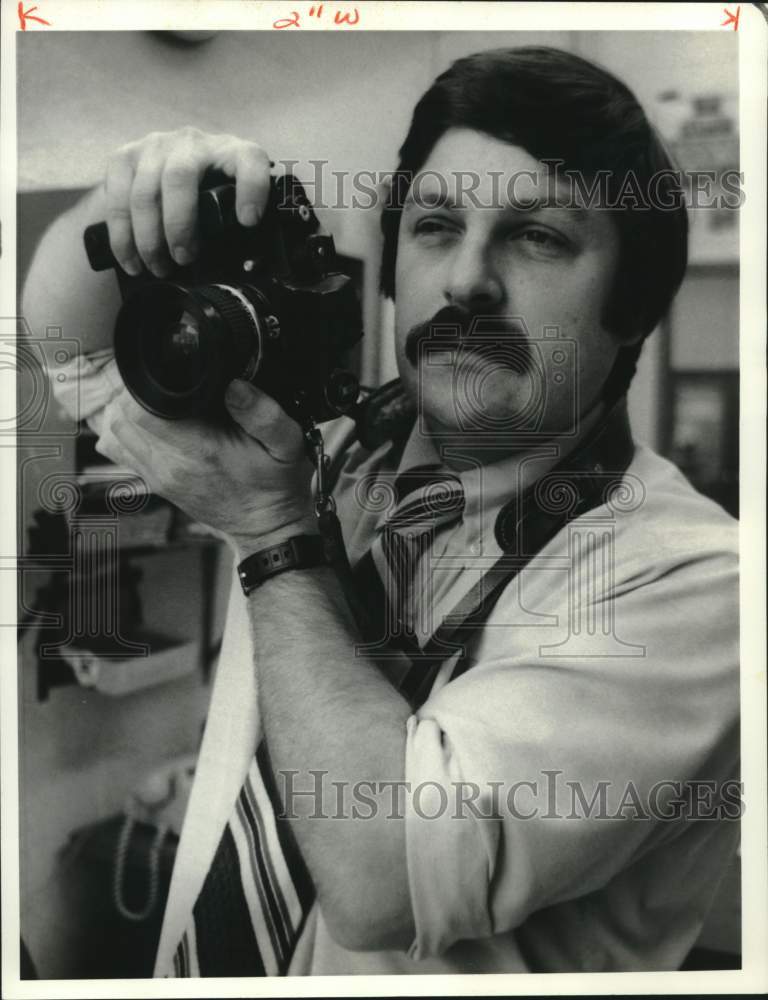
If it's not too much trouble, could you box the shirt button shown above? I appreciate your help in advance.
[470,542,481,555]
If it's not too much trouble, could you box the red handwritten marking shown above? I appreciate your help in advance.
[273,10,301,29]
[721,5,740,30]
[18,2,51,30]
[272,4,360,29]
[334,8,359,25]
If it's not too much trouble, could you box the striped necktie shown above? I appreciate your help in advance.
[170,466,465,978]
[376,466,466,641]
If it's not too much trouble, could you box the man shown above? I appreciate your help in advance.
[24,47,739,974]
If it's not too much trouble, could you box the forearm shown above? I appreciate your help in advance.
[21,184,120,360]
[244,560,416,952]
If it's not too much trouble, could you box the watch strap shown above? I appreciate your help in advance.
[237,534,327,596]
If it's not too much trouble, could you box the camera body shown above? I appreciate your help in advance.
[83,173,363,425]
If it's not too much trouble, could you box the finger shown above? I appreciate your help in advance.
[113,403,191,457]
[131,144,173,277]
[105,149,142,276]
[224,380,304,461]
[94,430,157,493]
[111,391,217,461]
[94,423,132,468]
[161,131,207,265]
[214,139,271,227]
[105,417,168,490]
[108,417,154,463]
[99,390,163,458]
[234,143,272,227]
[118,393,173,438]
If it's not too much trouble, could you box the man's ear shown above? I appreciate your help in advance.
[377,174,393,207]
[617,324,646,347]
[378,174,397,302]
[602,300,647,347]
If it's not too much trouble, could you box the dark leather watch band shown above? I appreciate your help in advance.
[237,534,327,596]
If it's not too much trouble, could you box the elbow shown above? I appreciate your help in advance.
[320,891,415,953]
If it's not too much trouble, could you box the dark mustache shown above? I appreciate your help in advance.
[404,305,533,373]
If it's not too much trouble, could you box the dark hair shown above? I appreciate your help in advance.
[380,46,688,355]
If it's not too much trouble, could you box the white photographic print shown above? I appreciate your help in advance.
[2,2,766,997]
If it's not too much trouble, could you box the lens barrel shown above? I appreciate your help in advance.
[114,282,264,419]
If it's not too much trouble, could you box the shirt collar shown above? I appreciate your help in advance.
[386,423,568,545]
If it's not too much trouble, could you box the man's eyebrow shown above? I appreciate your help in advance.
[502,198,590,222]
[519,202,591,224]
[403,188,591,223]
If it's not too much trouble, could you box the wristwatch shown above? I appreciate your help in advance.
[236,534,327,596]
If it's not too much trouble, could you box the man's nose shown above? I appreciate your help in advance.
[443,237,505,312]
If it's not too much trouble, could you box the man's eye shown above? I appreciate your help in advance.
[414,218,454,236]
[504,225,574,258]
[518,228,563,247]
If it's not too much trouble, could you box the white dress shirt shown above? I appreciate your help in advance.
[51,354,740,974]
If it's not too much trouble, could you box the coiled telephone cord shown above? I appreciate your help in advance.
[113,816,168,922]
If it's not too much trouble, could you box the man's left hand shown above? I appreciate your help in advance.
[95,379,316,552]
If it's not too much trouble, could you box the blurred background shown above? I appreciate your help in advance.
[16,30,739,978]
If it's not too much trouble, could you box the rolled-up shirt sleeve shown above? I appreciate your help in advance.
[50,347,124,434]
[404,714,499,958]
[402,539,739,960]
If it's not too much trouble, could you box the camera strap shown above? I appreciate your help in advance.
[302,385,635,709]
[350,383,635,706]
[398,396,636,706]
[303,424,356,582]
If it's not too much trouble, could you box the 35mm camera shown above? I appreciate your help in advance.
[83,173,363,427]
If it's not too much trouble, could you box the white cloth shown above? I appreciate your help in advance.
[52,356,740,974]
[50,348,124,436]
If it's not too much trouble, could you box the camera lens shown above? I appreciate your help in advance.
[114,283,264,418]
[147,309,207,393]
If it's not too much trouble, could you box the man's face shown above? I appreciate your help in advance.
[393,128,625,444]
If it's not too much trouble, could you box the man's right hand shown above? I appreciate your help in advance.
[104,127,272,277]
